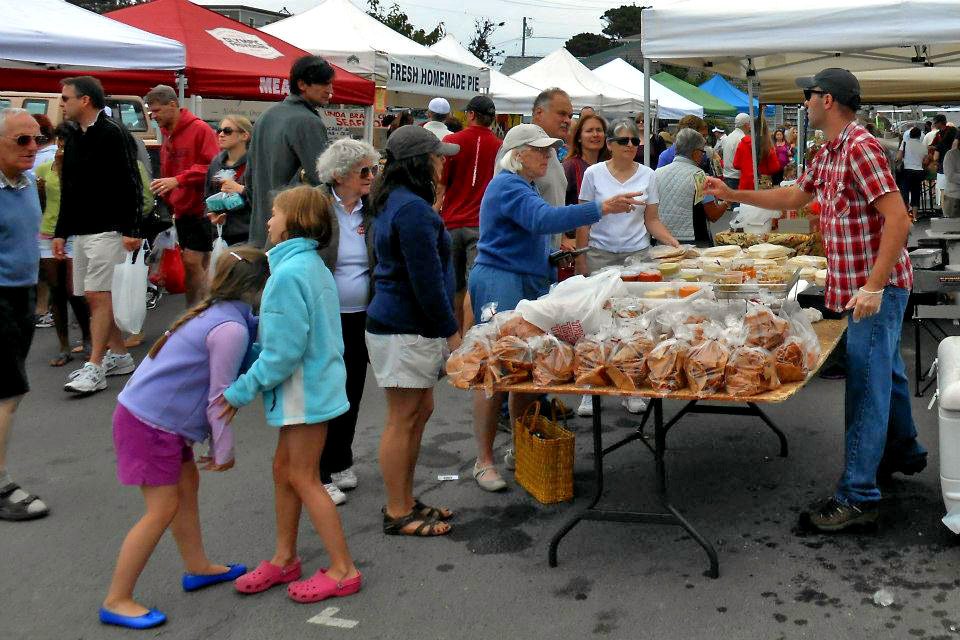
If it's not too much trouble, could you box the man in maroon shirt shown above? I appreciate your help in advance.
[145,85,219,307]
[438,95,502,331]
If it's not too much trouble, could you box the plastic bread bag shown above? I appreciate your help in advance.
[530,335,577,386]
[684,322,730,395]
[515,270,625,344]
[575,335,609,387]
[724,346,780,396]
[774,301,821,381]
[446,324,498,389]
[743,301,790,350]
[492,310,545,339]
[646,338,688,393]
[608,330,655,387]
[657,297,719,342]
[481,335,534,397]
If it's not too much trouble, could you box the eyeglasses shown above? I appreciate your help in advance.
[803,89,827,101]
[4,135,48,147]
[609,136,641,147]
[217,127,236,135]
[359,166,379,179]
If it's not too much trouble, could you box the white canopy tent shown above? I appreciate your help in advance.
[637,0,960,184]
[592,58,703,120]
[511,49,647,113]
[429,35,540,115]
[262,0,488,106]
[0,0,185,70]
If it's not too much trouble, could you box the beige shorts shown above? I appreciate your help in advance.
[585,246,650,275]
[73,232,126,293]
[365,331,447,389]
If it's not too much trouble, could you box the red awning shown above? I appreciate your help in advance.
[0,0,374,105]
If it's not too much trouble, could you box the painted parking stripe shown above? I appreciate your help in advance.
[307,607,359,629]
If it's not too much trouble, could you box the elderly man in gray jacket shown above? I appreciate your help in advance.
[247,55,333,247]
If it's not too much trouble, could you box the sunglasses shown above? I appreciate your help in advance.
[217,127,237,135]
[5,135,48,147]
[803,88,827,101]
[609,136,641,146]
[359,166,379,179]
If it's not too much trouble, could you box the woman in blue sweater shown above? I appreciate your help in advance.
[468,124,643,492]
[365,125,461,537]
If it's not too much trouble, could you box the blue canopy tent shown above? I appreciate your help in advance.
[699,75,775,118]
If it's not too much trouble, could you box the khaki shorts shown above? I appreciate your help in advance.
[365,331,447,389]
[73,231,126,293]
[585,246,650,275]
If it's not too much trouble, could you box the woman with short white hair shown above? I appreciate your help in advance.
[467,123,642,492]
[312,138,380,505]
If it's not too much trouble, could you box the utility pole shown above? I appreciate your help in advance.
[521,17,527,57]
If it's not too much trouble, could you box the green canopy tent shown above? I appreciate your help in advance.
[651,72,737,117]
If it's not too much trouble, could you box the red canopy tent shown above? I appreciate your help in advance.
[0,0,374,105]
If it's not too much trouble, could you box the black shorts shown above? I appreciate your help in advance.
[0,287,36,400]
[175,215,214,253]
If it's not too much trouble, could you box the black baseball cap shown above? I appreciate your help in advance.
[795,68,861,108]
[465,95,496,117]
[385,125,460,160]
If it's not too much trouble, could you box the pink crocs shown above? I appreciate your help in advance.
[287,568,363,604]
[234,559,302,594]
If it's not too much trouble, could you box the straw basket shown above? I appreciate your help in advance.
[513,402,575,504]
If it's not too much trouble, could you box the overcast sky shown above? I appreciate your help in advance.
[211,0,624,59]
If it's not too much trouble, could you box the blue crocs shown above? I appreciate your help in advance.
[99,607,167,629]
[182,563,247,592]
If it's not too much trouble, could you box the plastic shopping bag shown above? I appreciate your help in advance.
[209,225,228,281]
[515,270,626,344]
[154,244,186,294]
[112,241,149,334]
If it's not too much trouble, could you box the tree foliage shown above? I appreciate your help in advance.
[564,33,615,58]
[600,4,645,39]
[366,0,444,46]
[65,0,147,13]
[468,19,504,66]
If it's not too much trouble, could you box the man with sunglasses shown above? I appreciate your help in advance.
[56,76,142,396]
[144,85,219,308]
[705,68,924,533]
[0,108,49,520]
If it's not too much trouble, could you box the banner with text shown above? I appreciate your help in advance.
[386,54,489,100]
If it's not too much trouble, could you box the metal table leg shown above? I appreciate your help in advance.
[548,396,720,578]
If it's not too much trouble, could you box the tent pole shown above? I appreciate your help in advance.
[747,63,759,190]
[176,72,186,103]
[798,106,808,174]
[363,105,374,144]
[643,58,651,167]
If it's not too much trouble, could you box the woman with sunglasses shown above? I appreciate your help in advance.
[205,115,253,246]
[313,138,381,506]
[574,118,679,418]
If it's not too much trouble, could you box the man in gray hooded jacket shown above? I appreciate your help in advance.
[246,55,332,247]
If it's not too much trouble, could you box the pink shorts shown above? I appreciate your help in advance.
[113,403,194,486]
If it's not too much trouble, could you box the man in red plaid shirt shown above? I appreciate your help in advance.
[705,68,926,533]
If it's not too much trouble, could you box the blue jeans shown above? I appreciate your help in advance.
[836,286,926,504]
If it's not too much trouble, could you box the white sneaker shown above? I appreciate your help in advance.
[103,351,136,376]
[622,397,648,414]
[577,395,595,417]
[331,468,358,491]
[67,350,135,380]
[64,362,107,395]
[324,483,347,505]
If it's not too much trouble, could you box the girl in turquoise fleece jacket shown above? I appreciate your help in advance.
[220,186,361,604]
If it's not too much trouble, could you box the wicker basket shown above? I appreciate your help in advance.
[513,402,575,504]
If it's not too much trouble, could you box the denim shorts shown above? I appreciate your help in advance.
[468,263,551,320]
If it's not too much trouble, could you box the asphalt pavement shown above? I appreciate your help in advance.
[3,293,960,640]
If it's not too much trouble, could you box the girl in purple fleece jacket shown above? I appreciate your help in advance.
[99,247,270,631]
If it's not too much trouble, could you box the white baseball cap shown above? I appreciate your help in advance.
[428,97,451,115]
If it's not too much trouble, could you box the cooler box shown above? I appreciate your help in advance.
[938,337,960,514]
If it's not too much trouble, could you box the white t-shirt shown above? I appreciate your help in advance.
[923,129,938,147]
[424,120,452,140]
[901,133,928,171]
[331,189,371,313]
[579,161,658,253]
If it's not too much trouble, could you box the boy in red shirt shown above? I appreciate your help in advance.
[438,95,502,331]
